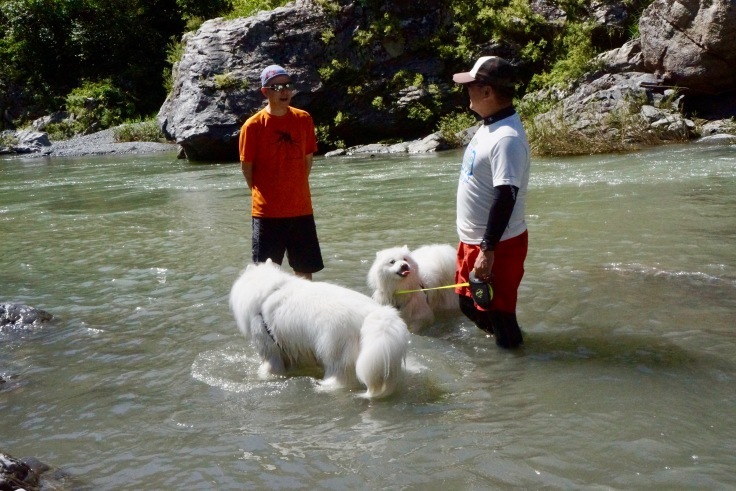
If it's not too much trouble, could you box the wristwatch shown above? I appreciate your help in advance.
[479,239,490,252]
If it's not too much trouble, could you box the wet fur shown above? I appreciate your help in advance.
[367,244,460,332]
[230,260,409,398]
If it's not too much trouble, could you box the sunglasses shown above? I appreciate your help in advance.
[265,83,295,92]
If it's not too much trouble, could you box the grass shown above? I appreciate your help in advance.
[525,98,691,156]
[113,120,167,143]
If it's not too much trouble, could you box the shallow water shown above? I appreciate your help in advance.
[1,142,735,489]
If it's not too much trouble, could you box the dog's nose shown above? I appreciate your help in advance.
[399,263,410,273]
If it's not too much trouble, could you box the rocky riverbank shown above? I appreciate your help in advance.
[156,0,736,162]
[0,126,175,158]
[3,0,736,161]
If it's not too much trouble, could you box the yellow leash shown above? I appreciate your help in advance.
[396,282,468,295]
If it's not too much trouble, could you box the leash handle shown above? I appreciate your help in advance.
[396,282,469,295]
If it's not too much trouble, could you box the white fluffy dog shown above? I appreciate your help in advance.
[229,260,409,399]
[367,244,460,331]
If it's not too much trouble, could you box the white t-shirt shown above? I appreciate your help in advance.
[456,112,530,244]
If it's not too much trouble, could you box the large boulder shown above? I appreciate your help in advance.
[157,1,330,161]
[639,0,736,95]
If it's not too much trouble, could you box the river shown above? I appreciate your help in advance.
[1,142,735,489]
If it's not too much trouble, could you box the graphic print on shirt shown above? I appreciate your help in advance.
[460,137,479,184]
[272,129,302,161]
[274,130,296,146]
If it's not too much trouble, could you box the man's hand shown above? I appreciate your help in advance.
[473,249,494,281]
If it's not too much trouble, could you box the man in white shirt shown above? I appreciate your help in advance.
[453,56,530,349]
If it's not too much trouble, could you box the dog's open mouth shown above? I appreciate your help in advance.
[396,263,411,277]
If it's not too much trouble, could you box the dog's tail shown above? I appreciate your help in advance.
[355,306,409,398]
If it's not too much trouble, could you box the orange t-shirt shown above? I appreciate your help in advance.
[239,107,318,218]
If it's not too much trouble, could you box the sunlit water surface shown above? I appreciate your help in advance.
[1,142,735,489]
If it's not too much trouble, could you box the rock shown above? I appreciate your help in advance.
[640,0,736,95]
[7,129,51,154]
[532,71,699,149]
[700,119,736,135]
[327,131,451,157]
[597,39,645,74]
[0,450,78,491]
[529,0,566,26]
[536,72,659,130]
[407,132,449,153]
[157,0,331,162]
[30,112,70,131]
[696,133,736,144]
[0,303,53,332]
[324,148,346,158]
[0,451,40,490]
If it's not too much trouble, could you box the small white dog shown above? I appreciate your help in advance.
[229,260,409,399]
[367,244,460,331]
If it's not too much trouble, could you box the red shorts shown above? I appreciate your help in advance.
[455,230,528,313]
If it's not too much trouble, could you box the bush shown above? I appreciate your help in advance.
[527,22,600,92]
[0,132,19,147]
[45,121,77,141]
[437,112,477,148]
[227,0,289,18]
[113,120,167,143]
[65,80,137,134]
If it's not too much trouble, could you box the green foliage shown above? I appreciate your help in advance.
[227,0,289,19]
[163,36,186,93]
[446,0,550,62]
[406,103,432,122]
[527,22,600,92]
[316,123,344,149]
[65,79,137,133]
[437,111,477,148]
[113,120,167,143]
[320,29,335,45]
[515,93,558,123]
[391,71,424,90]
[177,0,230,21]
[0,0,185,124]
[44,121,77,141]
[0,131,19,147]
[317,59,353,83]
[213,72,245,90]
[333,111,348,127]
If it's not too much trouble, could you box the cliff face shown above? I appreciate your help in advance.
[157,0,736,161]
[640,0,736,95]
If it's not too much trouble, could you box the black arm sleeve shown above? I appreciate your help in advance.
[482,185,518,250]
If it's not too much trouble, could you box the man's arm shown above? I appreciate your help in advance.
[305,153,314,176]
[482,184,518,250]
[473,184,518,277]
[241,161,253,189]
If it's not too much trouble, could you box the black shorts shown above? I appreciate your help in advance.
[252,215,324,274]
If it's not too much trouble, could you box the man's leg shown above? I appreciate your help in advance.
[458,295,493,335]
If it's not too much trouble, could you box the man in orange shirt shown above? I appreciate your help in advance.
[239,65,323,279]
